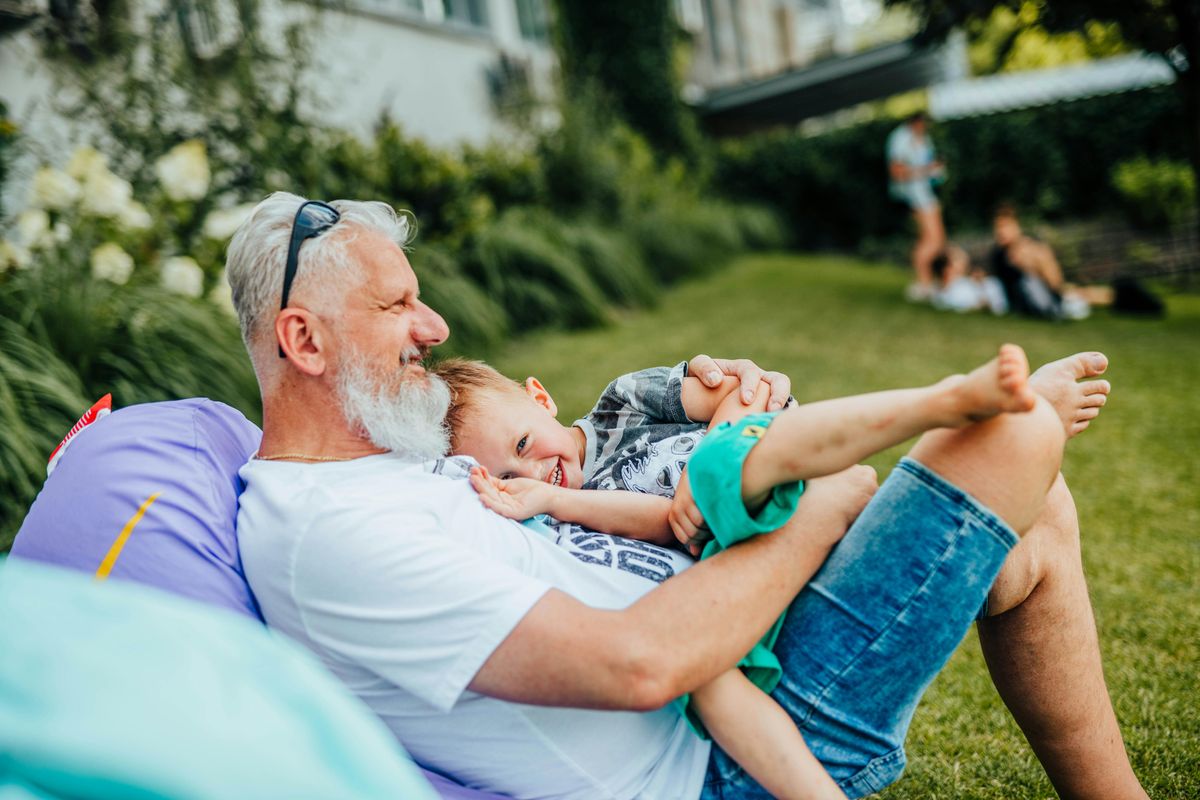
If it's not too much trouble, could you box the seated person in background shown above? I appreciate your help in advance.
[990,204,1111,320]
[931,244,1007,315]
[437,344,1066,800]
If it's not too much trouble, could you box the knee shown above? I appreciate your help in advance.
[985,475,1081,616]
[1021,397,1066,481]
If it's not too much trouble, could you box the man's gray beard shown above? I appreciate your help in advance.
[335,355,451,461]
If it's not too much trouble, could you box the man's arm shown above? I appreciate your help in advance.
[467,467,877,710]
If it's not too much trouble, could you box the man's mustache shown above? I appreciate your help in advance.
[400,347,432,367]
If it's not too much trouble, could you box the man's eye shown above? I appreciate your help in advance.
[516,435,528,454]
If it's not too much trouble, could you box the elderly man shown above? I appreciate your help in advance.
[231,193,1146,799]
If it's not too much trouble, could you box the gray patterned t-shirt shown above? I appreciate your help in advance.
[574,362,707,499]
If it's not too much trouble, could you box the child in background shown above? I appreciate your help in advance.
[931,244,1007,315]
[434,344,1060,800]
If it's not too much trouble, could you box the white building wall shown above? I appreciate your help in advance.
[0,0,553,214]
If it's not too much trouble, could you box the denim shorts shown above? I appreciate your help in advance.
[700,457,1018,799]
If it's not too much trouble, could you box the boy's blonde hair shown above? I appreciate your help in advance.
[434,358,525,452]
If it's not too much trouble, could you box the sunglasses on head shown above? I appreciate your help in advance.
[278,200,341,358]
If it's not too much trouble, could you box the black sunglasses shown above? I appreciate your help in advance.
[278,200,341,358]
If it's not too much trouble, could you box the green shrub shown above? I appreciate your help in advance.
[465,211,611,332]
[0,319,90,549]
[632,199,747,281]
[533,217,658,309]
[713,86,1189,248]
[461,144,546,211]
[728,204,788,250]
[409,244,510,356]
[1111,157,1197,230]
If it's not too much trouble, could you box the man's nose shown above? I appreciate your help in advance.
[414,301,449,346]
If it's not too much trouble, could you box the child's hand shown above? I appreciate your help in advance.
[469,466,555,520]
[669,468,711,557]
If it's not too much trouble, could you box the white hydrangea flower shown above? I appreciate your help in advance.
[155,140,211,201]
[66,146,109,182]
[0,240,31,272]
[90,242,135,285]
[81,167,134,218]
[202,203,255,241]
[119,201,153,231]
[54,221,72,244]
[15,209,52,249]
[31,167,81,211]
[160,255,204,297]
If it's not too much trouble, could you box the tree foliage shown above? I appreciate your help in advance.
[886,0,1200,225]
[552,1,701,160]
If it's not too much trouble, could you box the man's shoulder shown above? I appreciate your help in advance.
[238,455,478,539]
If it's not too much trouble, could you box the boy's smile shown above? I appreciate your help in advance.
[455,390,587,491]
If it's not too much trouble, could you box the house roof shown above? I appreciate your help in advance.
[696,38,957,133]
[928,53,1176,120]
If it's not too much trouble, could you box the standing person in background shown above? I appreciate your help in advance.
[887,110,946,302]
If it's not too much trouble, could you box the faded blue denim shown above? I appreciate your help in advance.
[701,457,1019,799]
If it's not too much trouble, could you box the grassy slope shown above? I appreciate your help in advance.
[493,254,1200,799]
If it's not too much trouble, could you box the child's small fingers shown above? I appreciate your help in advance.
[669,516,690,548]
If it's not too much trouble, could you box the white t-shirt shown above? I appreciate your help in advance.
[237,453,710,800]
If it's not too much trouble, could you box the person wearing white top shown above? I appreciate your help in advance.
[226,192,1147,800]
[887,111,947,302]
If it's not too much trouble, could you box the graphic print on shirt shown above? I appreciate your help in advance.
[421,454,694,588]
[558,528,683,584]
[591,430,705,498]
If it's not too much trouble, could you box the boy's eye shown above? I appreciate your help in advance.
[516,435,528,454]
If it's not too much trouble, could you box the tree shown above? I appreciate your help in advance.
[552,1,701,161]
[887,0,1200,228]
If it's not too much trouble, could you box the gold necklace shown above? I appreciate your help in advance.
[254,452,360,463]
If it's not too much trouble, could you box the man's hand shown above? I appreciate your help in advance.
[470,467,556,520]
[797,465,878,548]
[689,354,791,412]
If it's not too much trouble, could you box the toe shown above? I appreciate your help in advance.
[1081,393,1107,409]
[1077,407,1102,422]
[1073,352,1108,378]
[1082,379,1112,396]
[1071,420,1091,436]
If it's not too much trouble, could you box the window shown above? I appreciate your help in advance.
[441,0,487,28]
[515,0,548,43]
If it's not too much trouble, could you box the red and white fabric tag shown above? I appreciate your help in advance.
[47,394,113,477]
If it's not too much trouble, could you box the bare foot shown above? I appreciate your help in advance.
[1029,352,1111,438]
[948,343,1038,424]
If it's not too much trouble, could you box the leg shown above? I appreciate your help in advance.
[911,205,944,288]
[978,475,1147,799]
[906,393,1063,535]
[722,394,1068,798]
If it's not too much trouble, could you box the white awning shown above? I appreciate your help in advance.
[929,53,1176,120]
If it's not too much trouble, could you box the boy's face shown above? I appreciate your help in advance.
[454,387,585,490]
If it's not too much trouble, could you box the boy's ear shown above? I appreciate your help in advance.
[524,377,558,417]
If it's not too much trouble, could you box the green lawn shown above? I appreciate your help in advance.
[493,253,1200,799]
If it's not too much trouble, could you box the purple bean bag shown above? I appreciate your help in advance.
[11,398,509,800]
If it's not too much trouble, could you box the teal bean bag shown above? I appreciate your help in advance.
[0,557,438,800]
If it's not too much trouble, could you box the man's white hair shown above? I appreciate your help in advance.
[224,192,415,376]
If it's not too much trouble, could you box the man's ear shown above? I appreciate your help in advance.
[276,309,327,377]
[524,377,558,417]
